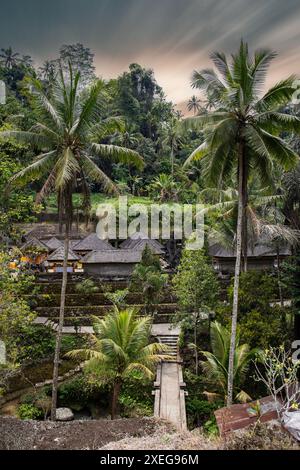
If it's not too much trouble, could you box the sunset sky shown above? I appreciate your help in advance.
[1,0,300,110]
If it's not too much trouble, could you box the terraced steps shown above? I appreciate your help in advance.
[157,334,179,361]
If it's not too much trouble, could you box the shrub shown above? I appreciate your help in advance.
[58,375,108,410]
[17,403,43,420]
[75,279,99,294]
[223,423,299,450]
[15,325,56,362]
[120,370,153,417]
[186,397,223,429]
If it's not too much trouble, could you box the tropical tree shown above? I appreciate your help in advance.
[172,249,219,374]
[59,43,96,86]
[0,47,20,69]
[187,95,202,115]
[130,245,167,314]
[148,173,179,202]
[201,321,258,403]
[39,60,57,83]
[0,66,143,419]
[67,308,170,418]
[160,117,182,175]
[184,41,300,405]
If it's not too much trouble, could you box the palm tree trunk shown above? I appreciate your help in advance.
[227,143,244,407]
[111,380,122,420]
[276,246,284,307]
[170,147,174,176]
[242,158,248,272]
[194,312,199,376]
[50,226,69,420]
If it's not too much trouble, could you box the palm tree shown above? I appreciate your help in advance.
[0,47,20,69]
[39,60,57,82]
[160,118,182,175]
[67,308,170,419]
[201,322,258,403]
[187,95,202,115]
[148,173,179,202]
[130,264,167,314]
[184,41,300,405]
[21,55,33,69]
[1,66,143,420]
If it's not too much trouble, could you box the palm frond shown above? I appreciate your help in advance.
[81,154,117,194]
[91,143,144,170]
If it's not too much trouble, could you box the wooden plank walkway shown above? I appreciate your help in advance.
[152,327,187,431]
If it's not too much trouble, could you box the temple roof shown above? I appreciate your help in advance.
[21,237,49,252]
[119,234,164,254]
[81,249,142,264]
[47,246,80,261]
[73,233,115,251]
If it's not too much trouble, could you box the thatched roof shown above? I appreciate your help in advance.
[21,223,89,240]
[70,239,81,249]
[119,233,164,254]
[73,233,115,252]
[42,237,62,251]
[21,237,49,252]
[82,250,142,264]
[47,246,80,262]
[208,242,291,258]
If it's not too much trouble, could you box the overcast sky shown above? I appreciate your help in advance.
[1,0,300,109]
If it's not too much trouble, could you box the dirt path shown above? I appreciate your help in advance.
[0,416,167,450]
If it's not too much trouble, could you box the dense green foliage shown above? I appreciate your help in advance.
[201,321,258,402]
[216,271,291,349]
[66,308,169,418]
[130,245,167,313]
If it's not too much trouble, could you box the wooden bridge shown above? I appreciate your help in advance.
[152,325,187,431]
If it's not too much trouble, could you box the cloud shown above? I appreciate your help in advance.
[0,0,300,105]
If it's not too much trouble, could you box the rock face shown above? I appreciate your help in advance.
[55,408,74,422]
[283,411,300,441]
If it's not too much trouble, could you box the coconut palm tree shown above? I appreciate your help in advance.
[160,118,182,175]
[201,321,258,403]
[0,65,143,420]
[148,173,179,202]
[0,47,20,69]
[21,55,33,69]
[187,95,202,115]
[184,41,300,405]
[39,60,57,83]
[67,308,170,419]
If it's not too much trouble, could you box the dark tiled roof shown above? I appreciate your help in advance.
[73,233,115,251]
[120,233,164,254]
[41,237,62,250]
[208,242,291,258]
[21,237,49,252]
[47,246,80,261]
[82,249,142,264]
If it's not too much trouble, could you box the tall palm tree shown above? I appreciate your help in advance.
[184,41,300,405]
[160,118,182,175]
[1,66,143,420]
[201,322,258,403]
[67,308,170,419]
[0,47,20,69]
[39,60,57,82]
[187,95,202,115]
[21,55,33,69]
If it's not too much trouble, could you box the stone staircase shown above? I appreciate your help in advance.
[158,334,179,361]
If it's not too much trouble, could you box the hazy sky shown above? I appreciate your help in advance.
[1,0,300,109]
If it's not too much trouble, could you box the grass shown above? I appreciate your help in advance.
[44,192,179,214]
[45,193,154,214]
